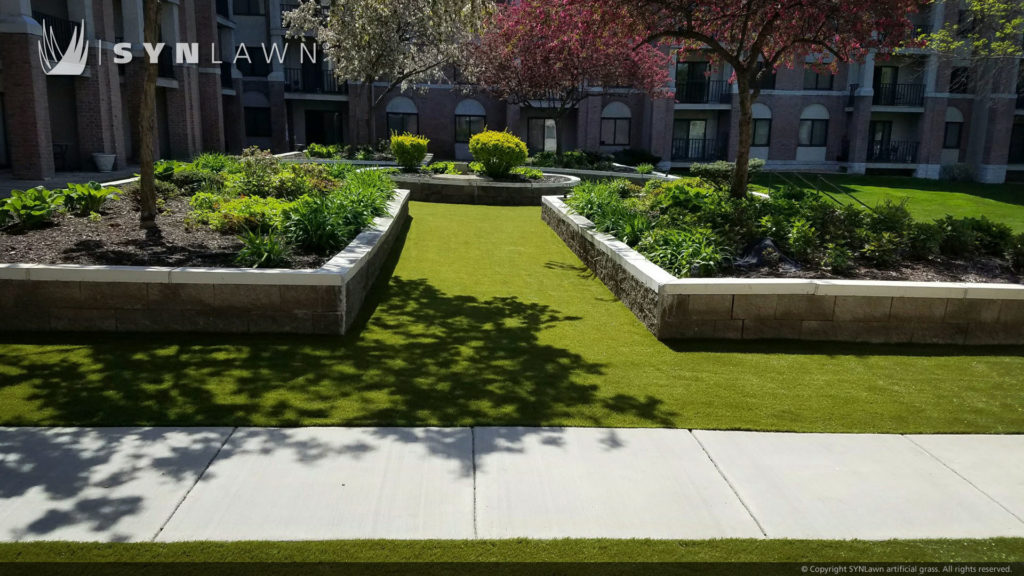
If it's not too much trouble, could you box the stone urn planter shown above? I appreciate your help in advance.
[92,153,117,173]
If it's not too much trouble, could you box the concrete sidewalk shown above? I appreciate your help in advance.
[0,427,1022,542]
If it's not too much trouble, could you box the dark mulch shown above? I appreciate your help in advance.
[733,257,1022,284]
[0,196,326,269]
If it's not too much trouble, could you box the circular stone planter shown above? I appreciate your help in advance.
[389,172,581,206]
[92,153,117,173]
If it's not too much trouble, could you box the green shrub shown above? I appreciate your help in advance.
[868,199,913,236]
[637,228,730,278]
[305,143,339,159]
[209,196,291,234]
[121,179,182,209]
[635,163,655,175]
[907,221,943,260]
[822,243,854,274]
[63,182,120,216]
[425,162,459,175]
[511,166,543,180]
[271,164,340,200]
[236,229,290,268]
[965,216,1014,257]
[192,153,240,173]
[787,218,818,261]
[613,148,660,167]
[469,130,528,179]
[530,151,559,168]
[235,146,279,197]
[390,133,430,171]
[937,216,977,258]
[1,187,65,228]
[154,160,180,181]
[863,232,905,268]
[171,166,224,194]
[1009,233,1024,272]
[690,159,765,192]
[281,193,356,255]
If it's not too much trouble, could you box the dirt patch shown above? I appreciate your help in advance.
[0,195,326,269]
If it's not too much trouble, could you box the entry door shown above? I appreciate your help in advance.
[528,118,557,153]
[674,119,708,158]
[305,111,327,146]
[874,66,899,105]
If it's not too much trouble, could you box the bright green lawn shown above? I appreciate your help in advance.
[1,202,1022,432]
[1,539,1022,563]
[758,174,1024,231]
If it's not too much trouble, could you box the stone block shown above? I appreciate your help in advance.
[313,312,345,335]
[997,301,1024,325]
[945,299,1001,324]
[742,319,803,340]
[658,295,689,324]
[79,282,148,310]
[833,296,892,322]
[775,295,835,321]
[2,308,51,331]
[890,297,948,322]
[147,283,218,310]
[964,323,1024,346]
[25,281,82,308]
[911,322,968,345]
[661,319,743,340]
[687,294,734,320]
[800,321,839,341]
[279,285,342,313]
[832,322,899,344]
[213,284,281,310]
[249,311,314,334]
[732,294,777,320]
[50,308,117,331]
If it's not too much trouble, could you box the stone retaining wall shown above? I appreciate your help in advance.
[543,195,1024,345]
[389,174,581,206]
[0,191,410,335]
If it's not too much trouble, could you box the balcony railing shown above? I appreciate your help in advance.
[674,81,730,104]
[284,67,346,94]
[33,12,77,48]
[221,62,234,89]
[216,0,231,18]
[867,140,919,164]
[671,138,723,162]
[873,83,925,107]
[237,59,271,77]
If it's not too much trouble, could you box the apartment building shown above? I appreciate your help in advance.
[1,0,1022,182]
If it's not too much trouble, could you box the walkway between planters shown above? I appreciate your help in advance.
[1,427,1022,542]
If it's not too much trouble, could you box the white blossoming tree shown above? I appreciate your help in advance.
[283,0,492,145]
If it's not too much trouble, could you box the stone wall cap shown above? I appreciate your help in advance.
[169,267,343,286]
[663,278,818,295]
[28,265,174,284]
[0,263,38,280]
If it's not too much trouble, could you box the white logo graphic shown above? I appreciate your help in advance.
[38,20,89,76]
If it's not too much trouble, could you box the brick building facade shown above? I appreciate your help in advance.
[1,0,1022,182]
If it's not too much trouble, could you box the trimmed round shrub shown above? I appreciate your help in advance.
[390,133,429,171]
[469,130,528,179]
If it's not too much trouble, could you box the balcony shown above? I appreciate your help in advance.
[873,83,925,107]
[867,140,919,164]
[675,81,730,105]
[33,12,77,48]
[158,49,175,79]
[237,59,271,78]
[671,138,723,162]
[221,62,234,89]
[284,67,346,94]
[216,0,231,18]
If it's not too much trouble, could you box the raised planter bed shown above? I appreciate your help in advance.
[389,172,581,206]
[543,195,1024,345]
[0,191,410,335]
[537,165,677,186]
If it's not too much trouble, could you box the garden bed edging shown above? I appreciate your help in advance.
[389,173,581,206]
[542,195,1024,345]
[0,190,411,335]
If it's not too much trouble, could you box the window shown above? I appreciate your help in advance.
[676,61,709,103]
[233,0,264,15]
[244,107,271,138]
[803,70,834,90]
[755,62,777,90]
[950,67,970,94]
[387,113,418,135]
[753,119,771,147]
[528,118,557,153]
[943,122,963,149]
[600,102,632,146]
[455,115,485,143]
[799,120,828,147]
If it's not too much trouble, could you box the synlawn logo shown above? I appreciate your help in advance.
[38,19,89,76]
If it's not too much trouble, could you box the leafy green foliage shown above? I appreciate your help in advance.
[209,196,291,234]
[511,166,543,180]
[1,188,65,228]
[787,218,817,261]
[690,159,765,192]
[907,222,943,260]
[236,229,291,268]
[235,146,279,197]
[305,143,343,159]
[637,228,730,278]
[613,148,660,167]
[822,243,854,274]
[635,163,655,175]
[469,130,529,178]
[425,162,460,175]
[531,150,614,171]
[62,182,120,216]
[862,232,905,268]
[1009,233,1024,272]
[390,133,430,171]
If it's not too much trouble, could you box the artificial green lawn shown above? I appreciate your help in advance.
[758,174,1024,232]
[1,539,1022,563]
[1,202,1022,432]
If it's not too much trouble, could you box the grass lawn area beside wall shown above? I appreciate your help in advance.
[1,202,1023,433]
[756,174,1024,232]
[1,539,1022,564]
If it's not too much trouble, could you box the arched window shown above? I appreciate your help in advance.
[386,97,419,135]
[944,107,964,150]
[455,99,486,143]
[799,104,830,147]
[600,102,632,146]
[752,103,772,147]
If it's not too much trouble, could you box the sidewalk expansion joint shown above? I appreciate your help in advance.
[471,426,478,539]
[691,431,768,538]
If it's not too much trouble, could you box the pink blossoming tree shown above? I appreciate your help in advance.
[571,0,923,197]
[468,0,672,155]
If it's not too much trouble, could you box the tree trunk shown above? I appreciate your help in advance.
[138,0,161,229]
[554,114,564,156]
[364,79,375,146]
[731,74,753,199]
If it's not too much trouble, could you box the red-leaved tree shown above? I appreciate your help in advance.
[571,0,922,197]
[468,0,672,154]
